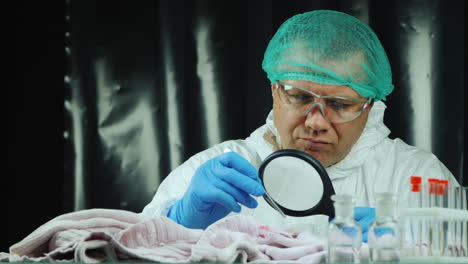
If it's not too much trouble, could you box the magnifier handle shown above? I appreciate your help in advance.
[264,192,287,218]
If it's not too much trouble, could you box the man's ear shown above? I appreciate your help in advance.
[364,99,374,112]
[271,84,277,98]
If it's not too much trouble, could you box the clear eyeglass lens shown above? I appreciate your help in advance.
[278,85,366,123]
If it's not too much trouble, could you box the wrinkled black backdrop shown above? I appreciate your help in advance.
[7,0,464,253]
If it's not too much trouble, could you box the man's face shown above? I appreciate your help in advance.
[272,79,371,168]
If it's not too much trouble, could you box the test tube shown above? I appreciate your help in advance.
[437,180,449,256]
[428,178,440,256]
[409,176,422,256]
[457,186,468,257]
[428,179,439,207]
[420,178,429,256]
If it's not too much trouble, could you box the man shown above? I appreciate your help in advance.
[141,10,458,242]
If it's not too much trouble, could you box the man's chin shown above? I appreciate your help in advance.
[301,149,330,167]
[282,145,331,167]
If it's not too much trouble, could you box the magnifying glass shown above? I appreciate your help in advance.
[258,149,336,218]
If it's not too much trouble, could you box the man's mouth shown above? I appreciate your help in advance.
[300,138,331,148]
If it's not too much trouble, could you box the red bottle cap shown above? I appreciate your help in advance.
[437,183,444,195]
[410,176,422,192]
[410,176,422,184]
[438,179,449,195]
[428,178,440,194]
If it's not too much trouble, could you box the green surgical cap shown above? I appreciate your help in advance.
[262,10,394,101]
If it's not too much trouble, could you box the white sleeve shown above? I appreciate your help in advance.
[140,148,217,217]
[139,160,195,217]
[139,140,262,217]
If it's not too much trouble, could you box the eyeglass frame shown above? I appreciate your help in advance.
[273,81,374,123]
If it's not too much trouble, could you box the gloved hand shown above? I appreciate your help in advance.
[354,206,376,243]
[167,151,265,229]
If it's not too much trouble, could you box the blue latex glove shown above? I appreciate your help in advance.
[167,151,265,229]
[354,206,376,243]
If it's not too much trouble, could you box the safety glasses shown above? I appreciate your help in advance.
[274,82,374,123]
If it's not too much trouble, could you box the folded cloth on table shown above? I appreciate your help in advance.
[3,208,328,263]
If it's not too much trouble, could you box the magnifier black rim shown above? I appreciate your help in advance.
[259,149,335,217]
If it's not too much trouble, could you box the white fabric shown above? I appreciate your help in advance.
[141,101,459,232]
[4,209,330,263]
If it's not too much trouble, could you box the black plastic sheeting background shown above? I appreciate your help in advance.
[6,0,464,253]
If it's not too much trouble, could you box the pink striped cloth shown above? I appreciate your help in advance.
[2,209,327,263]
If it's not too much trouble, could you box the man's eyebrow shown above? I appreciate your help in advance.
[286,84,359,98]
[280,81,360,96]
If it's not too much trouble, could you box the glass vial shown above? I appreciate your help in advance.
[328,194,362,263]
[369,192,401,263]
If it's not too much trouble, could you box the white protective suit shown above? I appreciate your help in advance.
[141,101,459,231]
